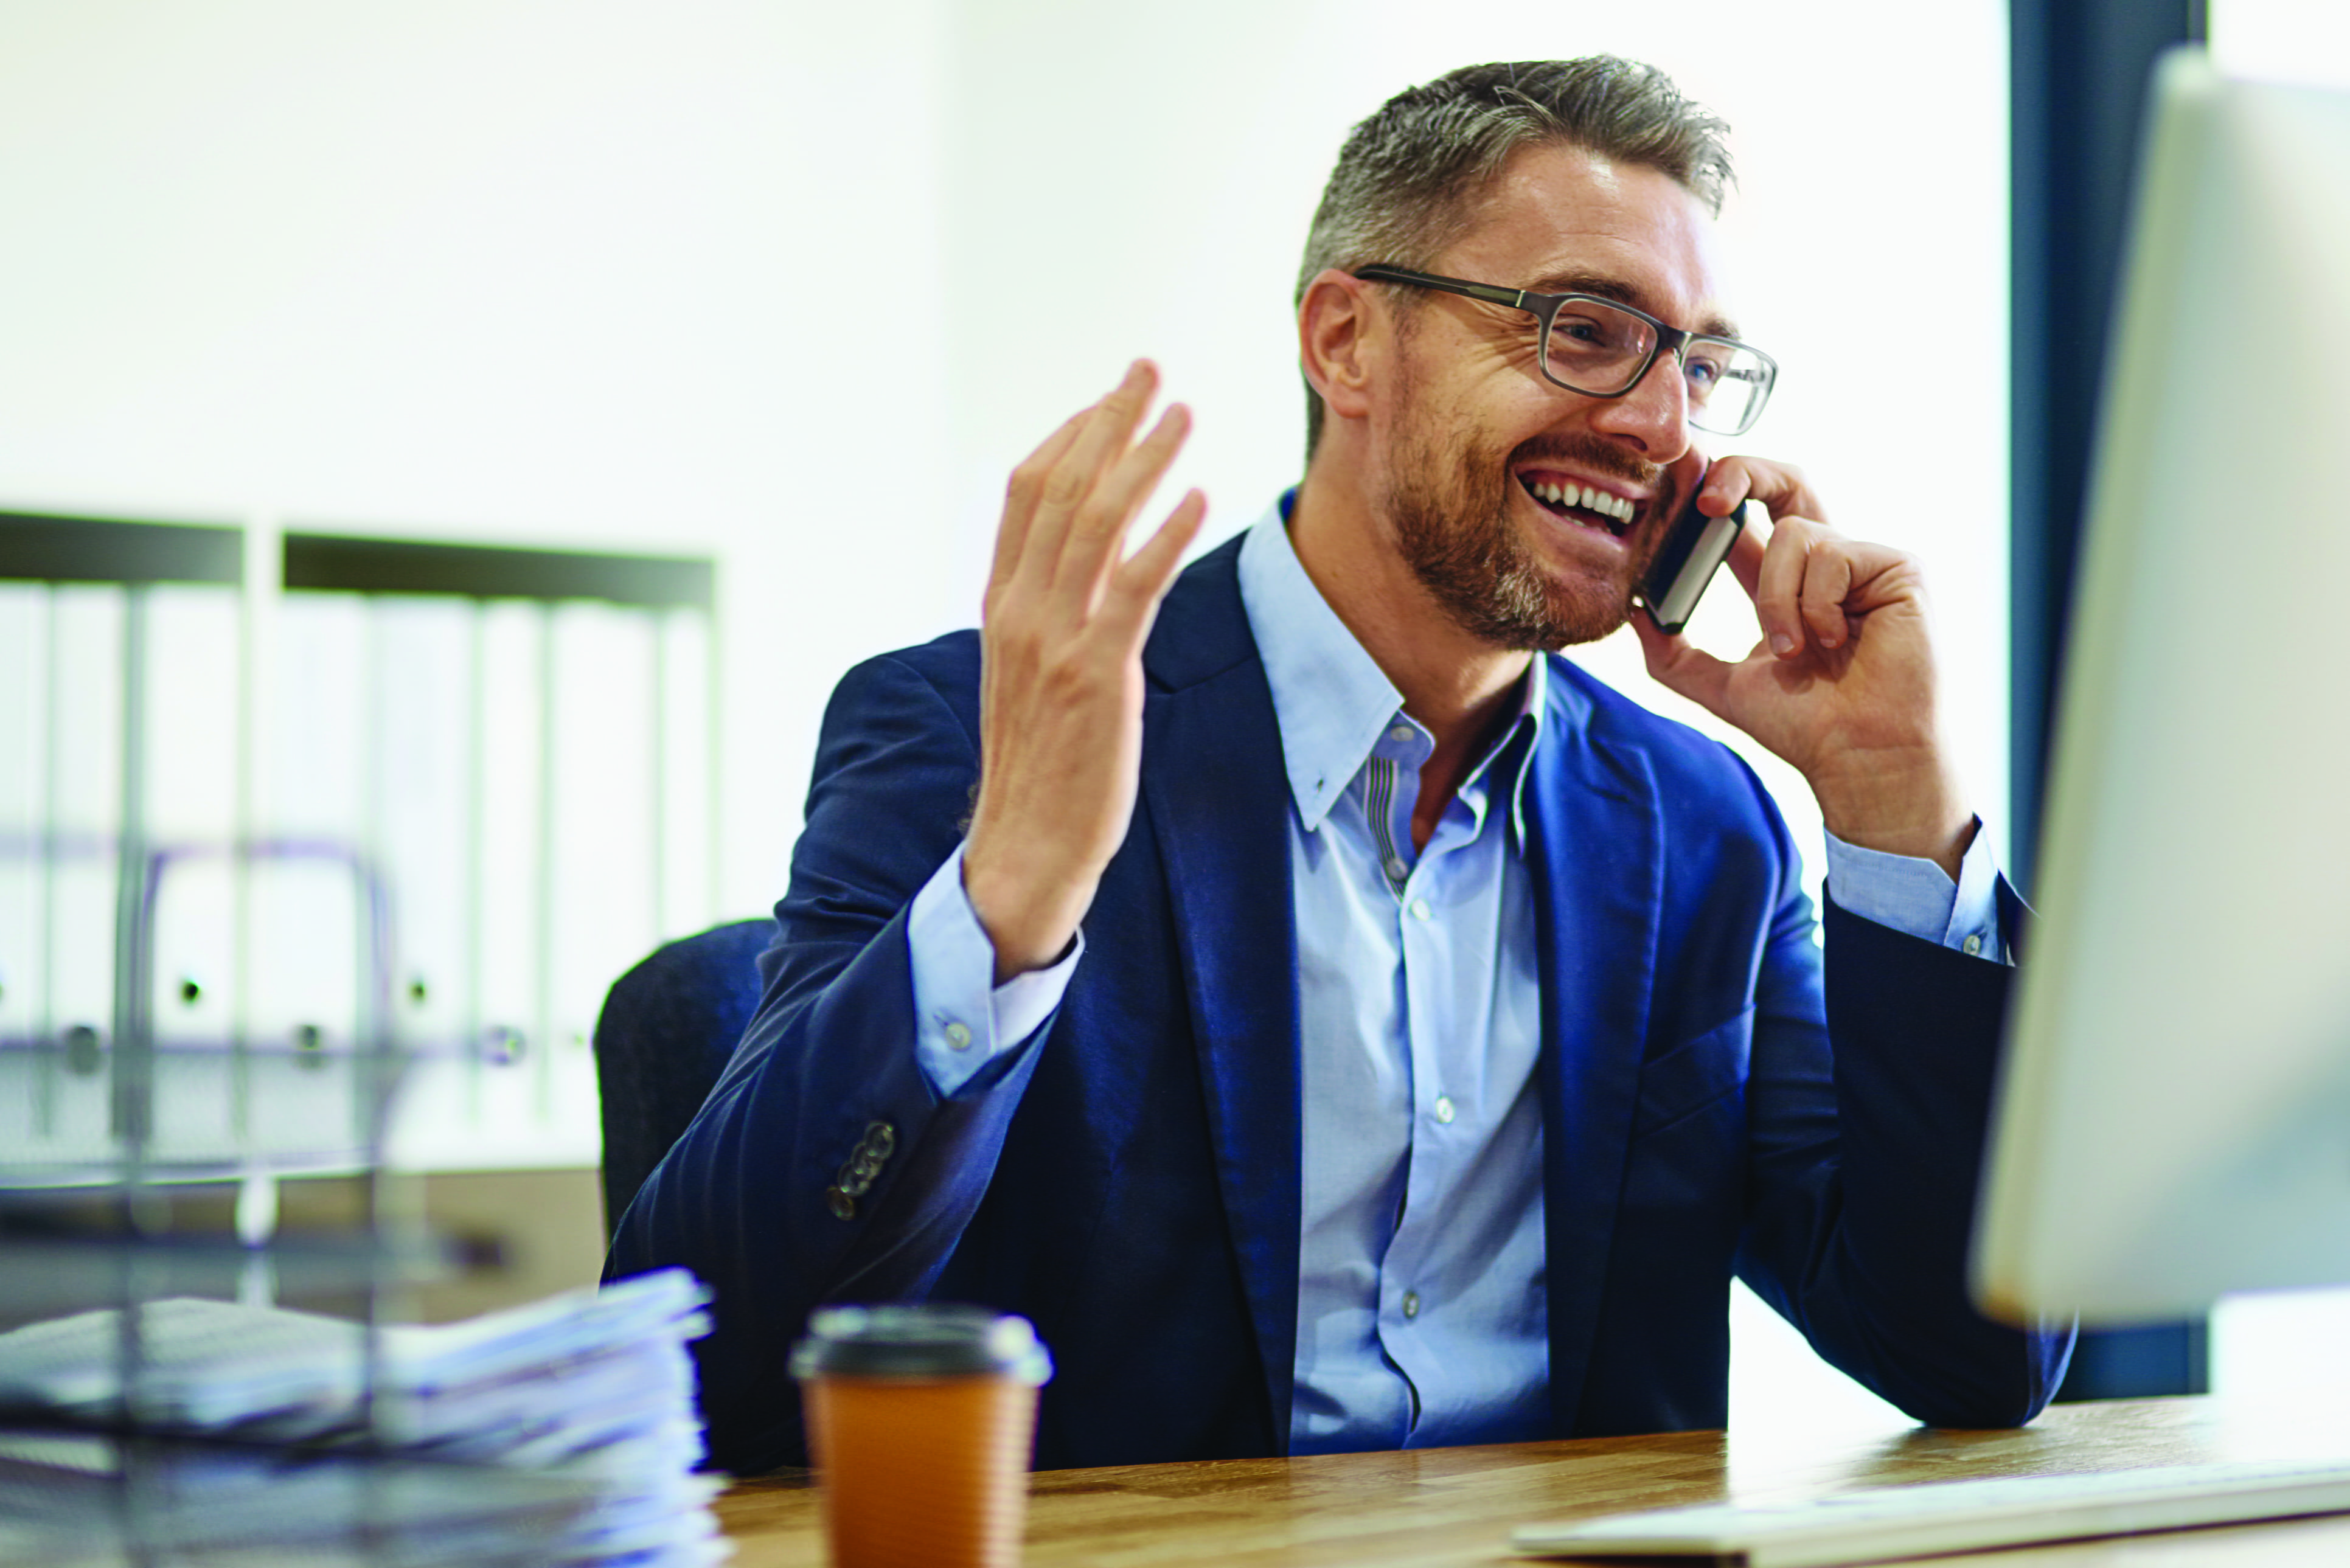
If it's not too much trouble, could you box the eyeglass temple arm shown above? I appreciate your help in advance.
[1351,266,1528,312]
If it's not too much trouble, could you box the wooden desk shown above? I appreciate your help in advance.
[715,1396,2350,1565]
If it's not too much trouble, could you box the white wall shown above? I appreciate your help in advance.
[0,0,2011,920]
[0,0,960,919]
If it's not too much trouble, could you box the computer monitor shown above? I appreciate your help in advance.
[1973,50,2350,1328]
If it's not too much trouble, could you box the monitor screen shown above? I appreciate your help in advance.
[1973,50,2350,1327]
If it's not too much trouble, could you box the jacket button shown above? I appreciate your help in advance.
[826,1186,856,1221]
[866,1122,897,1156]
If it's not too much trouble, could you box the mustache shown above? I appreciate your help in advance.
[1504,434,1663,488]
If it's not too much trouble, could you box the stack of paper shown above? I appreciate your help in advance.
[0,1268,725,1567]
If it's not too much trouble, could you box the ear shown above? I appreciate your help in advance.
[1298,268,1378,427]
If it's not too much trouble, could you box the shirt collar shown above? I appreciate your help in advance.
[1237,493,1548,847]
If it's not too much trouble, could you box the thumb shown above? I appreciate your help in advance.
[1632,612,1740,723]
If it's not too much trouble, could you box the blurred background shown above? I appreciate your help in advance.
[0,0,2343,1440]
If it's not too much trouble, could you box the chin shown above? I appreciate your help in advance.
[1382,420,1653,650]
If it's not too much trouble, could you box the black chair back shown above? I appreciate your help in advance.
[592,919,774,1239]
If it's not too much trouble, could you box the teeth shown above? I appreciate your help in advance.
[1523,476,1636,526]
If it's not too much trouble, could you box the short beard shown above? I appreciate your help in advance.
[1386,414,1666,652]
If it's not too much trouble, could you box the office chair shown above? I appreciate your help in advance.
[592,918,776,1239]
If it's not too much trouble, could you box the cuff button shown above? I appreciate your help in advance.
[825,1186,856,1221]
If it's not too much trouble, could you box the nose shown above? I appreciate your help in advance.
[1585,346,1694,462]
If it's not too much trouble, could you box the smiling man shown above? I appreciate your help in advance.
[610,58,2071,1473]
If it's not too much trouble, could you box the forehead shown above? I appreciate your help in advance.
[1435,142,1733,336]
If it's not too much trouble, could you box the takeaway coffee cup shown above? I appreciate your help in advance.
[790,1304,1053,1568]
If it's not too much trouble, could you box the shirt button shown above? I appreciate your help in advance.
[1963,934,1984,956]
[944,1021,973,1050]
[1433,1095,1455,1125]
[1400,1291,1421,1320]
[1388,723,1414,742]
[1384,856,1409,881]
[1410,898,1433,921]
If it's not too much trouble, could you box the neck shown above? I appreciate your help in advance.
[1288,460,1532,836]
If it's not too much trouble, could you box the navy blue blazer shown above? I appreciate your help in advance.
[609,535,2068,1475]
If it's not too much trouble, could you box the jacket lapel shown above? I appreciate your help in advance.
[1525,668,1663,1436]
[1138,541,1302,1449]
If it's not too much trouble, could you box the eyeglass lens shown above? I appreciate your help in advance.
[1543,298,1770,434]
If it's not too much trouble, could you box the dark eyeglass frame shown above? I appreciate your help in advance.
[1350,264,1778,437]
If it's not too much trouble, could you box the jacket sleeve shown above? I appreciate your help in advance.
[1736,855,2073,1429]
[605,647,1055,1474]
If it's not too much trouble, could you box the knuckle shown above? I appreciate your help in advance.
[1041,468,1088,508]
[1039,652,1093,702]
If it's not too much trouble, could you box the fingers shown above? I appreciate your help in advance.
[991,360,1200,629]
[1021,361,1160,599]
[1756,518,1860,657]
[1749,515,1914,659]
[1692,492,1834,657]
[992,408,1093,596]
[1097,488,1209,645]
[1753,519,1810,657]
[1048,400,1192,610]
[1798,541,1855,650]
[1700,454,1826,525]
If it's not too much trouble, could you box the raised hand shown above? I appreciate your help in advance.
[961,361,1208,981]
[1632,456,1974,877]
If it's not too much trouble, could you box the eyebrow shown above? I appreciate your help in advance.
[1522,270,1741,341]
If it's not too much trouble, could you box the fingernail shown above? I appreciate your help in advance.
[1770,632,1795,656]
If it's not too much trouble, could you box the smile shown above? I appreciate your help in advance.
[1517,473,1638,538]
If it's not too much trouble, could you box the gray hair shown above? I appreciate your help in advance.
[1296,58,1735,456]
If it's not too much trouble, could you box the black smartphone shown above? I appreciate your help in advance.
[1637,465,1746,636]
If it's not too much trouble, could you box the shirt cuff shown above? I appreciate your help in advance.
[906,842,1083,1098]
[1822,819,2004,961]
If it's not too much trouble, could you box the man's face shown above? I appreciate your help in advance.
[1371,143,1733,650]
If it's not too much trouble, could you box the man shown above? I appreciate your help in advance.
[611,57,2070,1474]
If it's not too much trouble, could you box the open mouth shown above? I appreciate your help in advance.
[1518,473,1638,539]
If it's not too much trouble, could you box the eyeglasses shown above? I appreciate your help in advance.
[1351,265,1778,438]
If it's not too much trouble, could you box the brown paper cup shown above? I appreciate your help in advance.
[791,1305,1052,1568]
[804,1372,1037,1567]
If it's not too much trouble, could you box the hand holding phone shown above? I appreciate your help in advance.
[1637,464,1747,636]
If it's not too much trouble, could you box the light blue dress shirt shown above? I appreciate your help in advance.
[899,496,2002,1452]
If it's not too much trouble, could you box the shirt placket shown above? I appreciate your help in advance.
[1371,721,1495,1441]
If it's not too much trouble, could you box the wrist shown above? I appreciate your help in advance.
[1810,746,1973,880]
[961,830,1093,984]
